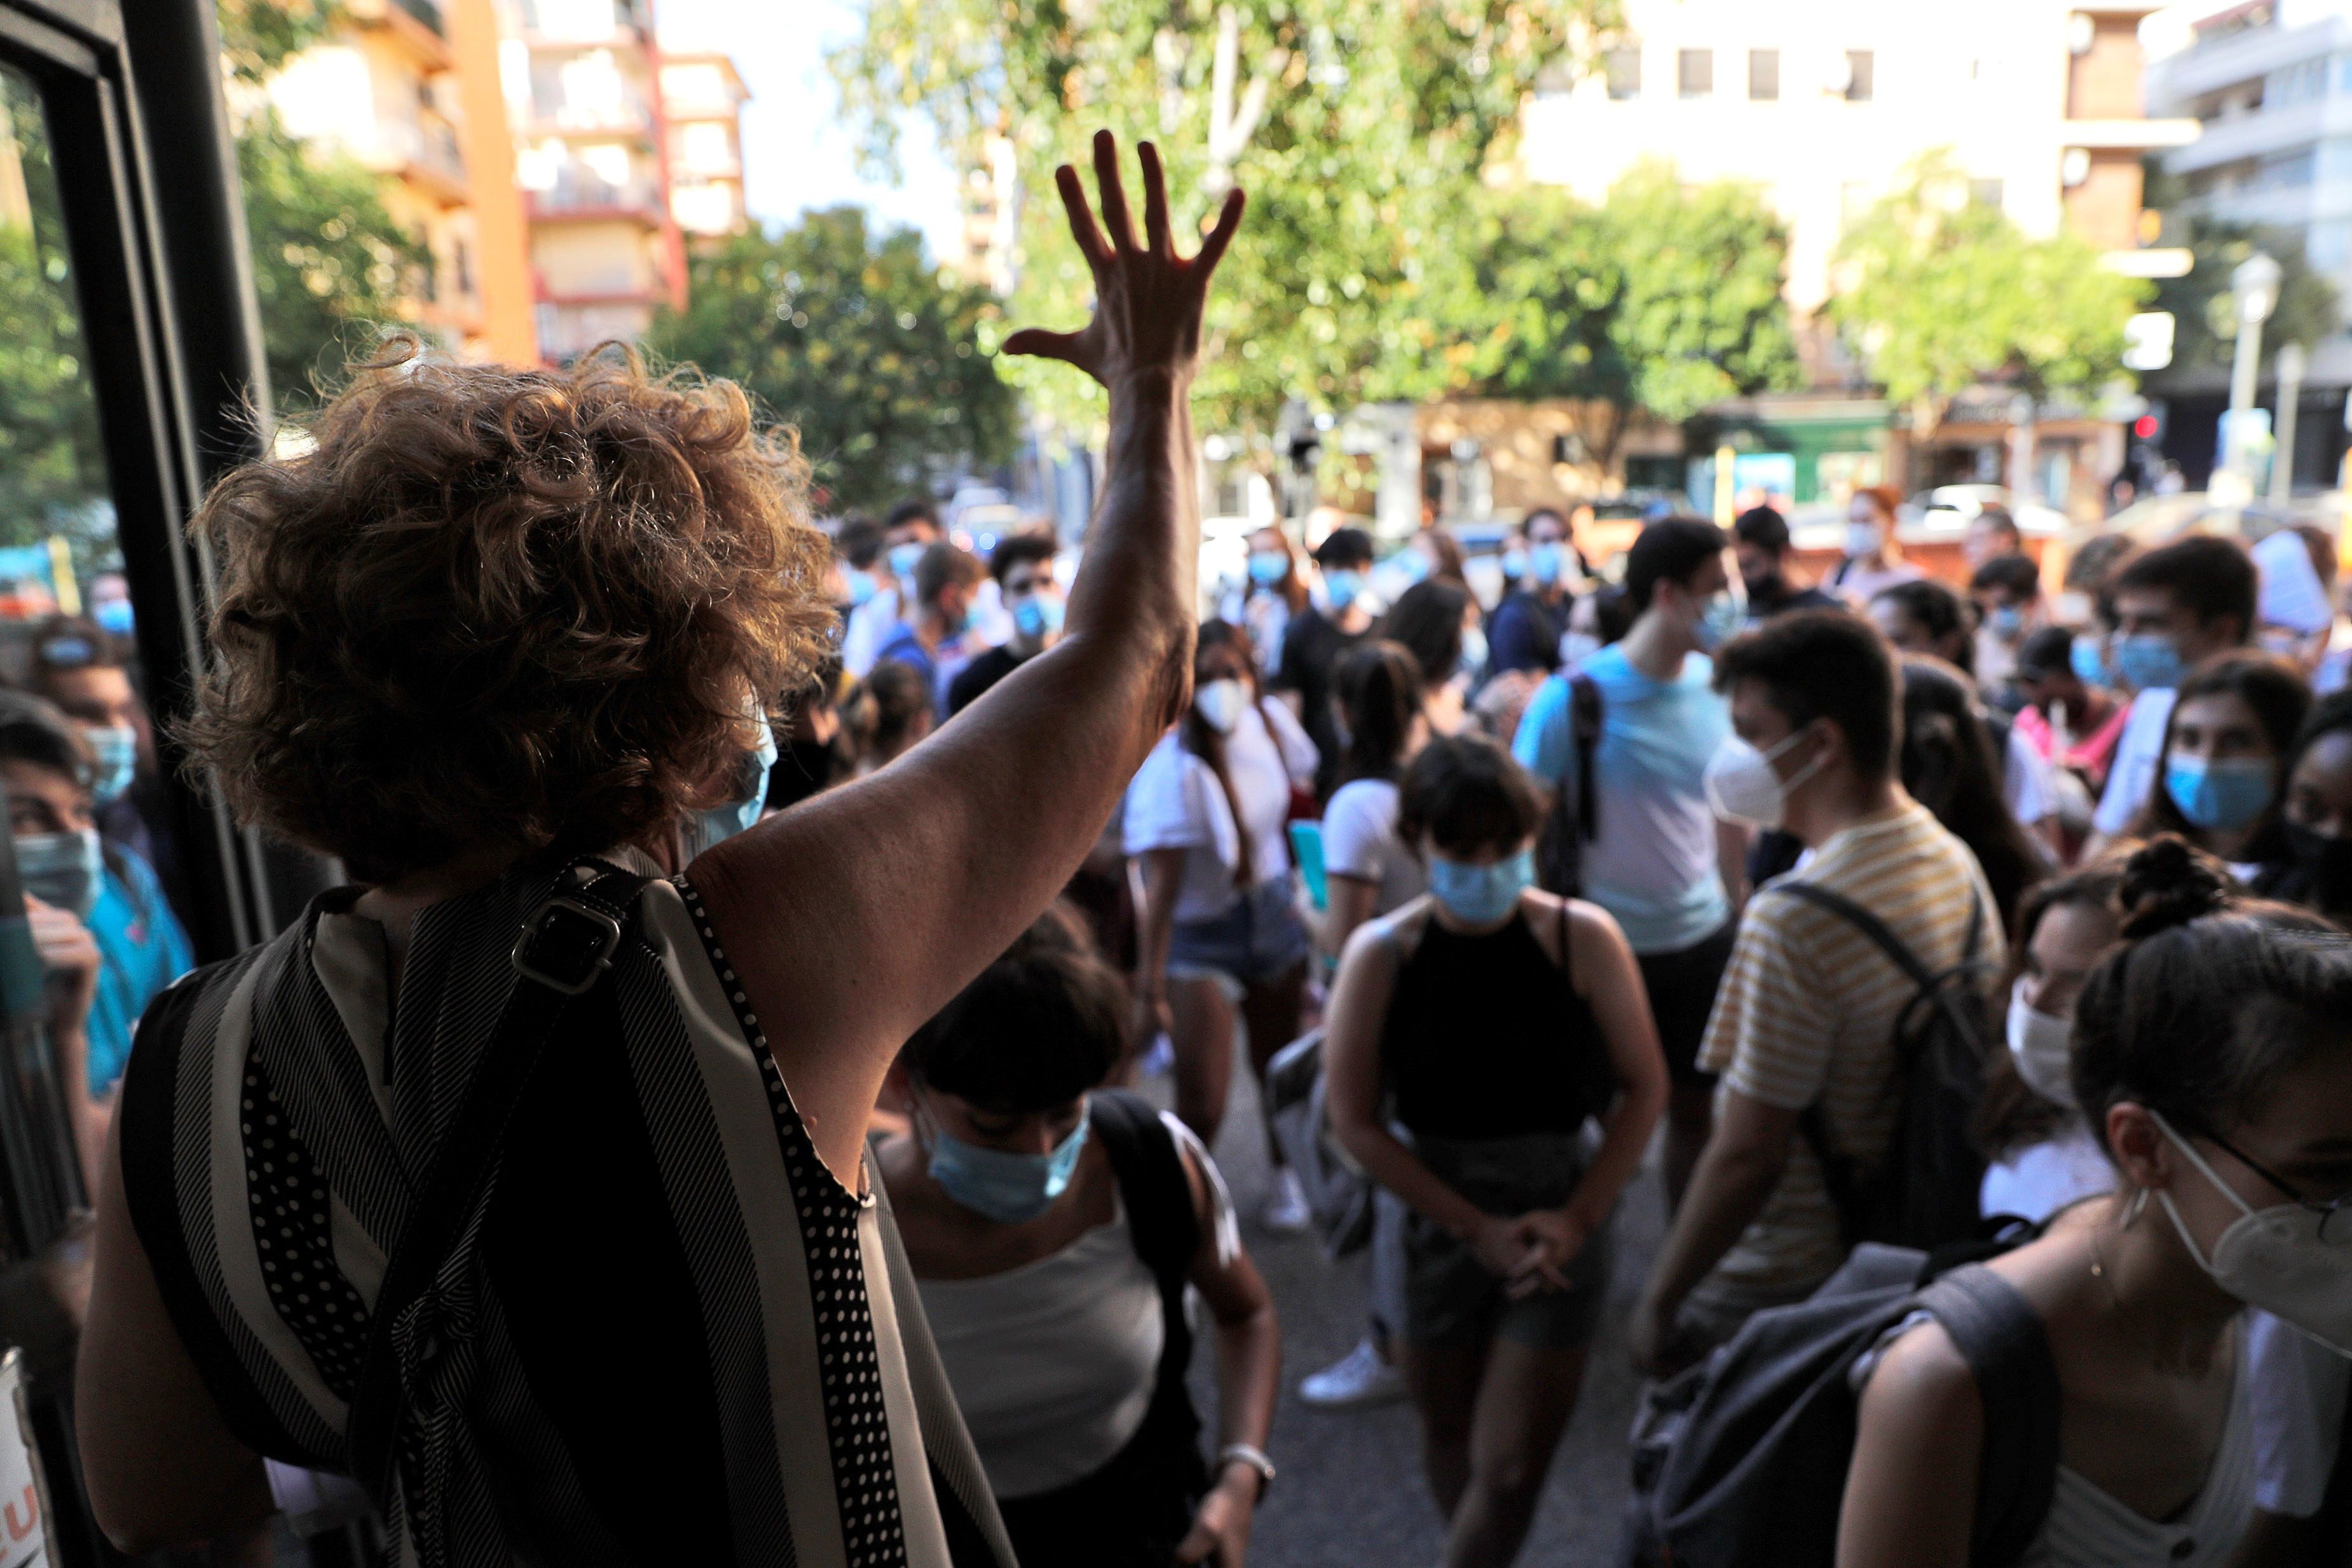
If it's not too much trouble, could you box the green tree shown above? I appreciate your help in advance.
[2148,214,2339,376]
[1442,163,1803,465]
[0,78,107,547]
[1828,154,2147,416]
[645,209,1020,512]
[219,0,423,411]
[832,0,1617,448]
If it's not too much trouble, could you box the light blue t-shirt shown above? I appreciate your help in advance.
[1511,644,1732,953]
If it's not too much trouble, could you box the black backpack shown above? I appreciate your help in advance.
[1772,880,1995,1252]
[1621,1239,2061,1568]
[1533,671,1604,898]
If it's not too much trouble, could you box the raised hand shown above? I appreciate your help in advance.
[1003,130,1245,389]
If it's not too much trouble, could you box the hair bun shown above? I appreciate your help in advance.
[2116,835,2234,939]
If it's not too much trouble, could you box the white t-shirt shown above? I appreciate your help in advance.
[1978,1121,2112,1225]
[842,584,904,678]
[2093,687,2177,837]
[2002,721,2058,828]
[2248,1308,2351,1518]
[1320,778,1426,915]
[1124,700,1318,923]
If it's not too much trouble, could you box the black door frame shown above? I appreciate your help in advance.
[1,0,314,965]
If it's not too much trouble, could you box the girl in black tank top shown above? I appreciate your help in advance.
[1322,735,1668,1568]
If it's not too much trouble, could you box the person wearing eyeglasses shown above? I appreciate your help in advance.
[1840,838,2352,1567]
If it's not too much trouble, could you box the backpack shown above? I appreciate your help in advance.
[1265,1028,1377,1257]
[1772,880,1995,1252]
[1620,1239,2061,1568]
[1532,671,1604,898]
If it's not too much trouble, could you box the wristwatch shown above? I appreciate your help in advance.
[1217,1442,1276,1499]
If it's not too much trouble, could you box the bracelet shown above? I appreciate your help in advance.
[1217,1443,1275,1499]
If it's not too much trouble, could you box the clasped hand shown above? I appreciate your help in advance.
[1474,1210,1588,1299]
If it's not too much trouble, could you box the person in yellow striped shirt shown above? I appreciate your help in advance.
[1630,610,2002,1377]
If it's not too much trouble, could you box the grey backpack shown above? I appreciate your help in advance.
[1620,1243,2061,1568]
[1265,1028,1376,1257]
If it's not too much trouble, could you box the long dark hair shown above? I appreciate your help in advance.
[2130,649,2310,862]
[2257,689,2352,919]
[1332,639,1425,789]
[2073,836,2352,1152]
[1973,857,2126,1160]
[1376,578,1471,689]
[1898,655,2045,934]
[1184,620,1262,886]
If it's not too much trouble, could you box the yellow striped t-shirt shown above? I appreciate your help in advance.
[1697,801,2004,1298]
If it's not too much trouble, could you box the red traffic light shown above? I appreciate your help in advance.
[2133,414,2159,439]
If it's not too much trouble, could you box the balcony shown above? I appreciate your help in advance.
[530,92,656,140]
[347,0,452,69]
[2147,15,2352,109]
[528,170,667,225]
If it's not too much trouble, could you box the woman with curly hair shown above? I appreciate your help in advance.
[77,135,1245,1568]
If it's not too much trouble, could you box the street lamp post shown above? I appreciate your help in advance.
[2222,252,2283,505]
[2271,341,2308,507]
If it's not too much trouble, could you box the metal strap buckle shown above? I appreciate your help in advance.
[509,895,624,996]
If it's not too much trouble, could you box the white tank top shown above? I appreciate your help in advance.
[915,1201,1166,1499]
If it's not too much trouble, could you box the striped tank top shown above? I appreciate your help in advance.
[118,852,1012,1568]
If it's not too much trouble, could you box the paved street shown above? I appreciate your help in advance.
[1160,1048,1666,1568]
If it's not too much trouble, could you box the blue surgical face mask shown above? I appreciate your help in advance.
[2112,631,2185,693]
[1248,550,1289,587]
[1693,589,1744,653]
[690,710,778,853]
[2070,635,2109,686]
[1988,604,2025,643]
[1503,546,1530,580]
[83,725,138,805]
[93,599,134,636]
[887,541,926,580]
[15,828,102,919]
[1395,548,1432,585]
[1427,846,1533,926]
[847,572,879,609]
[1323,569,1367,612]
[1528,542,1566,587]
[2166,754,2274,833]
[1013,593,1063,641]
[1458,625,1489,679]
[921,1096,1091,1224]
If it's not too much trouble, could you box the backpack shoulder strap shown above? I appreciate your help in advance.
[1914,1263,2063,1568]
[345,858,650,1506]
[1088,1087,1201,1293]
[1568,672,1603,840]
[1767,879,1938,992]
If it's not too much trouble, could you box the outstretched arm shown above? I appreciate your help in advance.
[694,133,1244,1183]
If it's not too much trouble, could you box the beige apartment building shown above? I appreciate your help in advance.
[266,0,538,364]
[1422,0,2203,521]
[659,52,749,241]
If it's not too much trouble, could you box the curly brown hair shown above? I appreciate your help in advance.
[180,343,837,884]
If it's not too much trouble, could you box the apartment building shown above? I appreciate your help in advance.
[266,0,537,362]
[1460,0,2199,517]
[500,0,686,359]
[659,52,749,240]
[2146,1,2352,486]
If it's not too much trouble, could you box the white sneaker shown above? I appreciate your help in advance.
[1298,1336,1405,1408]
[1261,1168,1313,1234]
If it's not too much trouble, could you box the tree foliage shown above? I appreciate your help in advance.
[1439,163,1802,458]
[1828,154,2147,412]
[219,0,422,411]
[2148,213,2339,376]
[645,208,1020,512]
[833,0,1620,445]
[0,79,107,547]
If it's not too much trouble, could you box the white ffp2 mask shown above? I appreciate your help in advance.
[1702,729,1824,831]
[2153,1110,2352,1358]
[2006,978,2078,1109]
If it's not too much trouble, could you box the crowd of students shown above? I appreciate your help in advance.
[53,142,2351,1568]
[795,484,2352,1567]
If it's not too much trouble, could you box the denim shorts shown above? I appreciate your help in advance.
[1166,876,1309,990]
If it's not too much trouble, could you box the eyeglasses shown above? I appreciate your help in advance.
[2205,1127,2352,1242]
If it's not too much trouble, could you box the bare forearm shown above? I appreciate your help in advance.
[1135,861,1180,991]
[1337,1123,1486,1241]
[1641,1133,1786,1314]
[1212,1304,1280,1452]
[1564,1078,1666,1232]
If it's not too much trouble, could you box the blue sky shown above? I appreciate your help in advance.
[656,0,963,261]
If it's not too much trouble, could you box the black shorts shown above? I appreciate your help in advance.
[1637,918,1739,1089]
